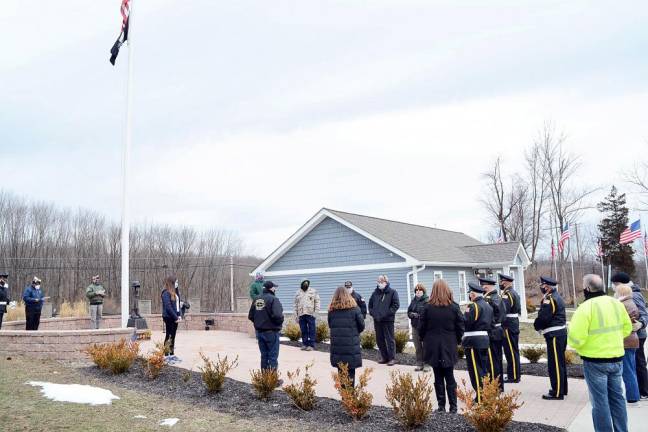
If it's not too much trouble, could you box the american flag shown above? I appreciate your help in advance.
[109,0,131,65]
[558,223,570,252]
[620,219,642,245]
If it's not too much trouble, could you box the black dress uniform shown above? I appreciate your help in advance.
[481,277,505,392]
[499,273,521,383]
[462,282,493,404]
[533,276,568,400]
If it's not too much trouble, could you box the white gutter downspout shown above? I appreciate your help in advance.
[406,264,426,338]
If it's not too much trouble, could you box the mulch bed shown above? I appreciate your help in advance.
[281,341,585,379]
[82,360,563,432]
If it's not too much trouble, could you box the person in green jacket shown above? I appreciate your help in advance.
[249,273,264,300]
[86,275,106,329]
[568,274,632,432]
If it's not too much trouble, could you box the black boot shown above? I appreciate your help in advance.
[447,383,458,414]
[435,383,446,412]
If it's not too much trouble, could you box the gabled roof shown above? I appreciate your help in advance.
[253,208,530,274]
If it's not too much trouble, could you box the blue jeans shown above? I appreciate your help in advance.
[299,315,316,347]
[583,360,628,432]
[256,330,280,370]
[622,348,640,402]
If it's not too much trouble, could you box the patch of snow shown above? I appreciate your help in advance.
[27,381,119,405]
[134,415,147,419]
[279,336,290,342]
[160,418,179,427]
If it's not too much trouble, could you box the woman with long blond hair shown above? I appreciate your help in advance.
[328,286,365,386]
[417,278,464,413]
[161,274,182,360]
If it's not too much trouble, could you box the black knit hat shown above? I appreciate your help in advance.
[611,272,631,284]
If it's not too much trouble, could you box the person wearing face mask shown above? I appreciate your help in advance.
[613,282,642,405]
[499,273,521,384]
[248,280,284,385]
[568,274,632,432]
[23,276,45,330]
[344,281,366,319]
[407,283,429,371]
[0,272,10,330]
[462,281,493,404]
[533,276,567,400]
[294,279,320,351]
[368,274,400,366]
[161,275,182,361]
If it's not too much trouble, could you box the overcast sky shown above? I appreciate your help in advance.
[2,0,647,258]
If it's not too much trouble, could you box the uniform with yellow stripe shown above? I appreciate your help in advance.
[462,293,493,403]
[501,284,521,383]
[533,282,568,399]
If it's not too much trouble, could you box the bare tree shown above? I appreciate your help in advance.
[481,157,525,242]
[625,160,648,210]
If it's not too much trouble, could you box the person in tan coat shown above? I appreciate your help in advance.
[294,279,320,351]
[615,283,641,403]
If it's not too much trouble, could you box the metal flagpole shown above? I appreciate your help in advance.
[569,234,577,307]
[642,214,648,288]
[229,255,234,312]
[120,0,135,328]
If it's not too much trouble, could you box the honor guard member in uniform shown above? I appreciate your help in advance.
[462,281,494,403]
[499,273,521,383]
[533,276,568,400]
[481,276,505,392]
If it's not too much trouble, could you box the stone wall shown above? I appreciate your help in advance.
[0,328,134,361]
[214,313,256,337]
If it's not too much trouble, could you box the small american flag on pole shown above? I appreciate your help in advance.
[620,219,641,244]
[558,223,570,252]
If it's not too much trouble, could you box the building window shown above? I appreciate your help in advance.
[458,271,467,303]
[434,271,443,280]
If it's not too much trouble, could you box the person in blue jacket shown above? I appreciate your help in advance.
[23,276,45,330]
[161,275,182,360]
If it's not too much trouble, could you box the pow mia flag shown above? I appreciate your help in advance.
[109,0,131,65]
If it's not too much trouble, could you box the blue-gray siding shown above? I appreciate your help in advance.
[415,267,505,304]
[268,267,411,312]
[268,217,405,271]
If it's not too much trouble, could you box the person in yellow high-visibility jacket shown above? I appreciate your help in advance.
[568,274,632,432]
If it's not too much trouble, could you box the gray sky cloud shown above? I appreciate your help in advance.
[2,0,647,257]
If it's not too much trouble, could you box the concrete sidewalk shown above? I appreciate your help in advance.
[142,331,590,429]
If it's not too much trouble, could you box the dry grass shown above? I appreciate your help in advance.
[59,300,88,318]
[4,301,25,321]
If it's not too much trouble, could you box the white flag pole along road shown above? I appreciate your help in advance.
[120,0,135,328]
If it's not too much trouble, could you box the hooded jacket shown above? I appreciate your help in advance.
[368,283,400,323]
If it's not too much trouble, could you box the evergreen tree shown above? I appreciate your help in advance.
[597,186,636,276]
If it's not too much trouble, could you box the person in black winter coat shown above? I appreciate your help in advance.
[161,275,182,357]
[248,281,284,373]
[368,274,400,365]
[0,272,10,330]
[344,281,367,318]
[328,286,365,386]
[417,279,464,413]
[408,283,430,371]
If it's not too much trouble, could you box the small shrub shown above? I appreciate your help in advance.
[283,363,317,411]
[525,299,536,313]
[60,300,88,318]
[332,363,373,420]
[457,377,523,432]
[457,345,465,359]
[181,368,193,384]
[565,350,579,365]
[386,370,434,428]
[250,368,281,400]
[395,330,409,354]
[360,331,376,350]
[283,322,301,342]
[521,346,544,364]
[199,351,239,393]
[143,342,167,379]
[85,339,139,374]
[316,321,329,343]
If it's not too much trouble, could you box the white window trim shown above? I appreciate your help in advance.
[433,271,443,280]
[263,261,412,277]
